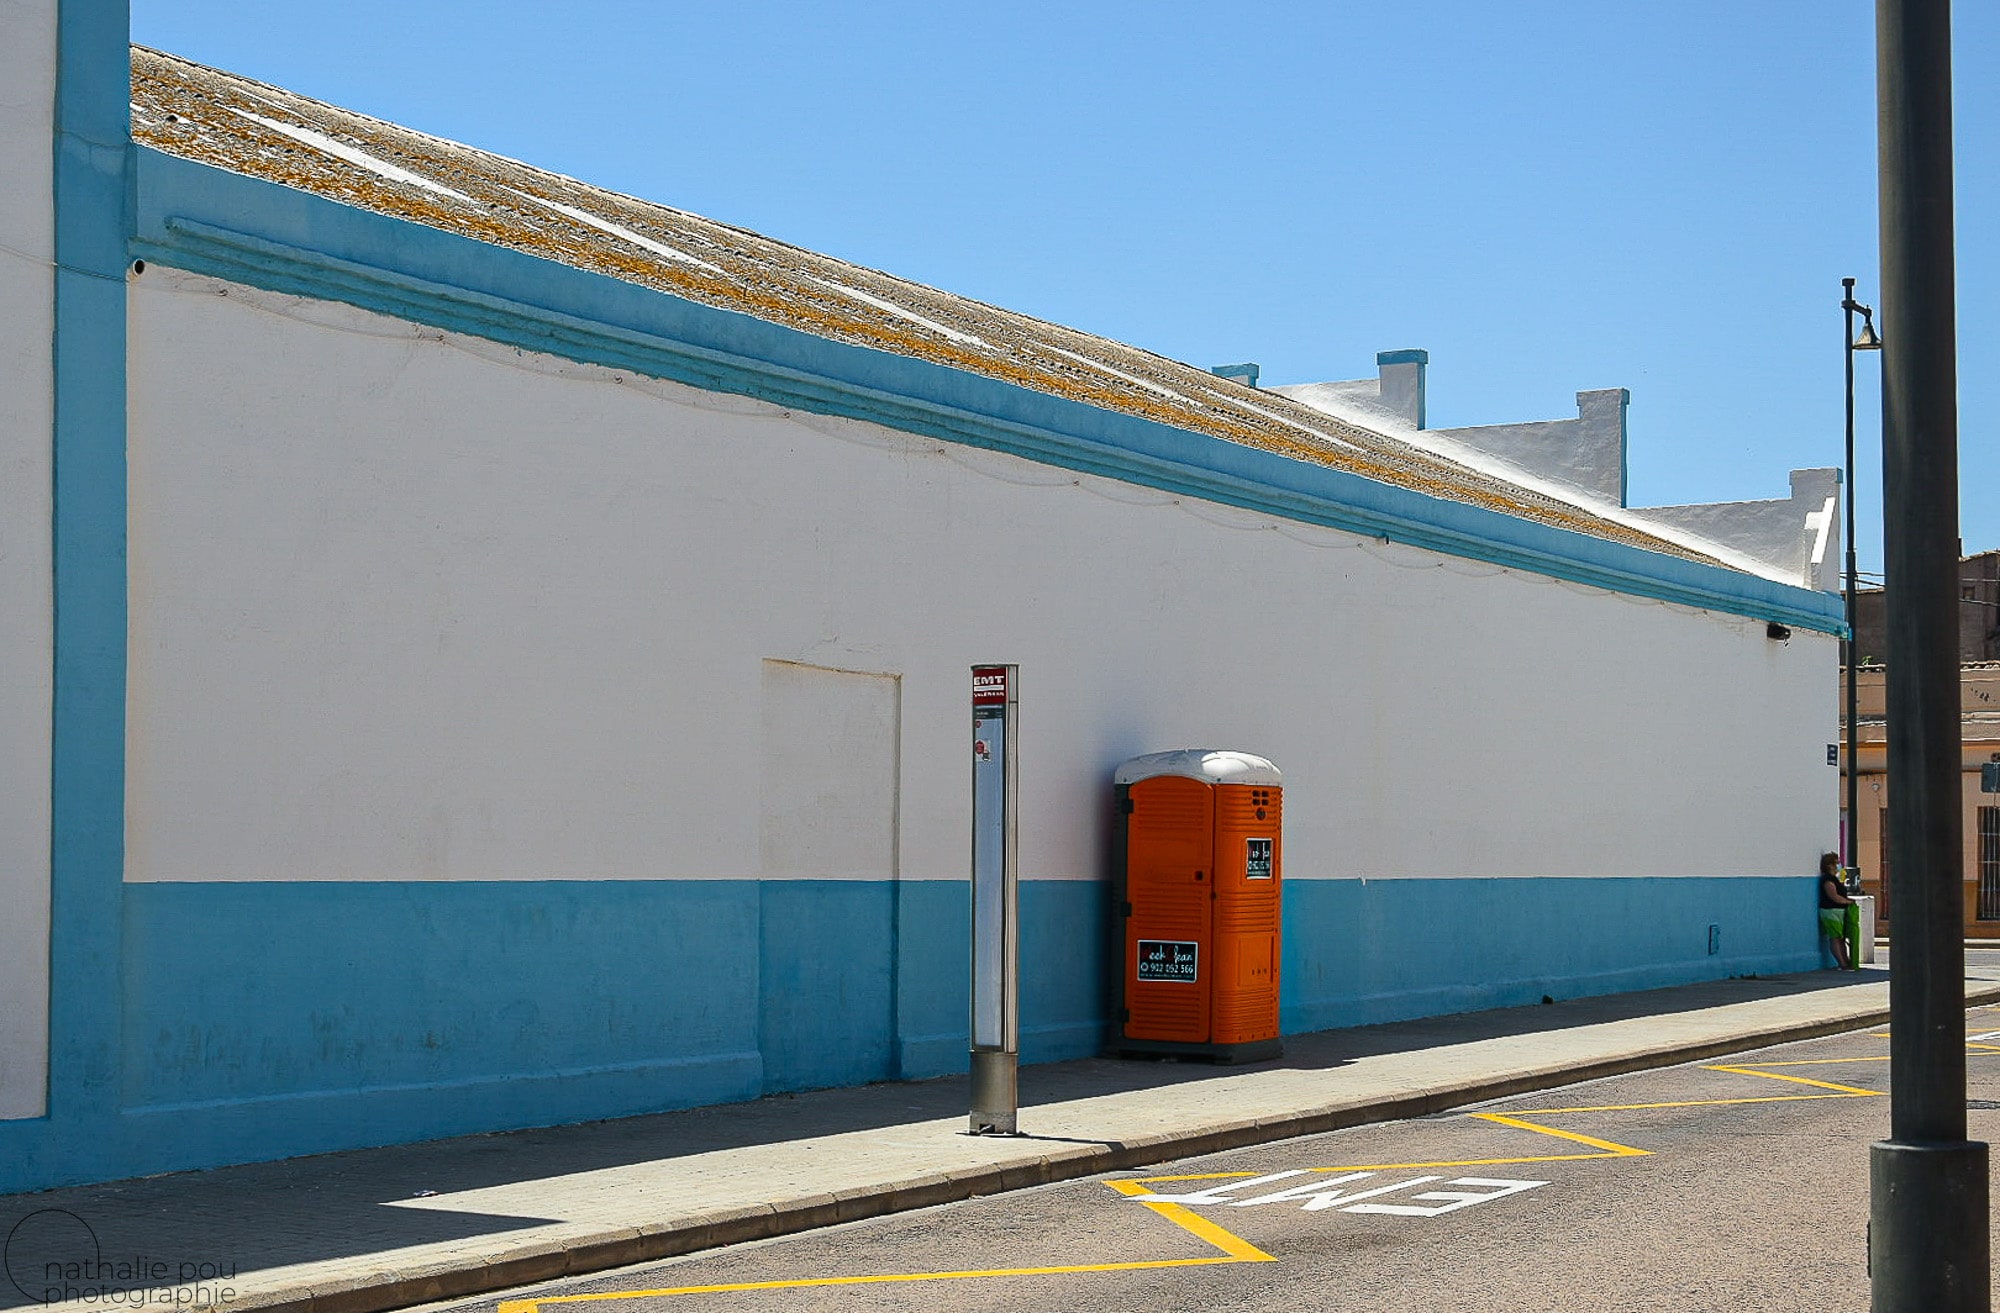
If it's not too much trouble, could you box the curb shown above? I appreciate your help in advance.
[213,983,2000,1313]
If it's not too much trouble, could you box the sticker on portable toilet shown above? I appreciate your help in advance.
[1246,838,1274,880]
[1137,940,1199,983]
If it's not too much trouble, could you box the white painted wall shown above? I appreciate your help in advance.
[124,269,1838,891]
[0,0,56,1119]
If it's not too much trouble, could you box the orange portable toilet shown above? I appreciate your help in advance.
[1112,750,1282,1062]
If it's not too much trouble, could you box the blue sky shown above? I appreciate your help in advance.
[131,1,1997,578]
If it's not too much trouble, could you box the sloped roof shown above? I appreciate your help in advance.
[130,46,1716,566]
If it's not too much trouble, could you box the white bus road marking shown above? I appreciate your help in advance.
[1343,1178,1549,1217]
[1229,1174,1444,1212]
[1125,1170,1546,1215]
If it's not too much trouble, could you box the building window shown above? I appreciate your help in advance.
[1981,808,2000,922]
[1878,806,1891,921]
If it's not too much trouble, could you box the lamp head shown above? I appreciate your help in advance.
[1854,316,1882,351]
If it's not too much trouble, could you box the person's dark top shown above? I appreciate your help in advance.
[1821,874,1853,909]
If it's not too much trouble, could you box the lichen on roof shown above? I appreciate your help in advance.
[130,46,1717,566]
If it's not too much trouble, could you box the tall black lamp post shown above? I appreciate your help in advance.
[1842,276,1880,893]
[1870,1,1988,1307]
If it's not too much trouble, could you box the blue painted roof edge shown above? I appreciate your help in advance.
[131,148,1845,635]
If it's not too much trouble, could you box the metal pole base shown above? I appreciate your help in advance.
[1870,1139,1990,1311]
[968,1049,1017,1135]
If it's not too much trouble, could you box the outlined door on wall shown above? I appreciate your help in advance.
[758,660,900,1092]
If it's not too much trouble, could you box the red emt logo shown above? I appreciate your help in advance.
[972,667,1009,707]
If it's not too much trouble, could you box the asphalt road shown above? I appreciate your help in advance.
[439,1000,2000,1313]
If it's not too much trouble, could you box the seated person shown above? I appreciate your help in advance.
[1819,850,1856,970]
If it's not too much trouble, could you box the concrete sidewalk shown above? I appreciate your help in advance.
[6,965,1996,1313]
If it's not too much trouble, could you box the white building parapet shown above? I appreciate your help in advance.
[1275,350,1840,593]
[1630,467,1843,594]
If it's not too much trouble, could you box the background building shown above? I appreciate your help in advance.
[1841,661,2000,936]
[1850,550,2000,665]
[1841,551,2000,933]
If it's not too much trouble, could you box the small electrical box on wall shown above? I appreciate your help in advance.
[1112,749,1283,1063]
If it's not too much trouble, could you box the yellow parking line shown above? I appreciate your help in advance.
[1134,1150,1620,1183]
[1113,1182,1278,1262]
[1489,1061,1881,1119]
[1503,1092,1863,1114]
[1705,1064,1881,1096]
[1468,1113,1651,1157]
[1762,1042,2000,1060]
[1304,1151,1630,1170]
[490,1181,1272,1312]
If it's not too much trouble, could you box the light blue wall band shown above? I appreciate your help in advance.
[1281,876,1822,1033]
[0,872,1820,1192]
[129,152,1845,636]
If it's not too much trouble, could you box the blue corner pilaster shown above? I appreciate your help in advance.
[49,0,130,1164]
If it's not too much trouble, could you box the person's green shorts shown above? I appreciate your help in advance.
[1821,908,1848,939]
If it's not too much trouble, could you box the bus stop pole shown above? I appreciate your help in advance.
[968,665,1019,1135]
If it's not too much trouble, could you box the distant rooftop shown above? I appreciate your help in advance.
[130,46,1719,566]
